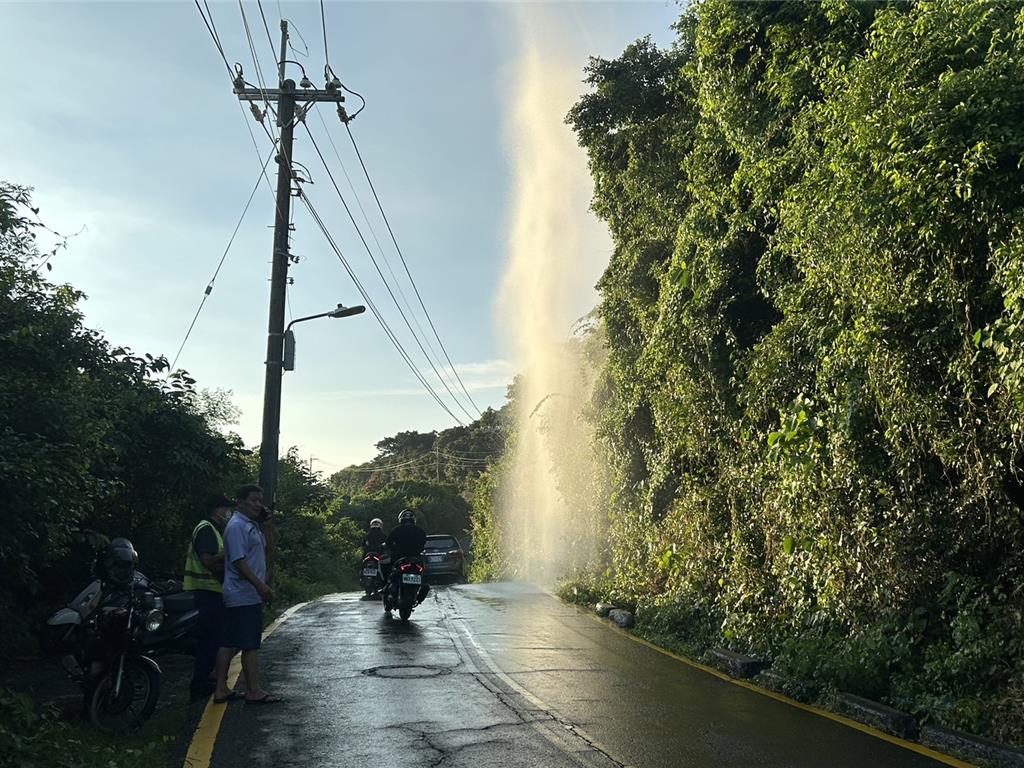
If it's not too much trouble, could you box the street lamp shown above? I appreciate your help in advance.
[260,300,364,512]
[283,303,366,371]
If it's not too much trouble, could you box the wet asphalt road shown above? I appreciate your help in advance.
[210,583,948,768]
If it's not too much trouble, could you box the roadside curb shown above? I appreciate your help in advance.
[181,599,310,768]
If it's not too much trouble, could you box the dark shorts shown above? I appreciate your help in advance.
[222,603,263,651]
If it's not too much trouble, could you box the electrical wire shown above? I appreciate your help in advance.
[283,19,309,58]
[298,189,466,426]
[336,456,434,473]
[169,149,275,373]
[320,0,330,78]
[302,123,478,423]
[312,107,466,412]
[344,123,483,417]
[256,0,278,68]
[194,0,234,79]
[238,0,280,146]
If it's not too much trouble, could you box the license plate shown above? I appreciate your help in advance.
[362,569,378,576]
[401,574,422,585]
[427,555,442,563]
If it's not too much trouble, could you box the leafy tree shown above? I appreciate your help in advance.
[0,183,245,650]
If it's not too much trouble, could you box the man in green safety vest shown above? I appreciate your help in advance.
[184,493,233,700]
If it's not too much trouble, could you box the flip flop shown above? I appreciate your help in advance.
[213,691,244,704]
[246,694,284,705]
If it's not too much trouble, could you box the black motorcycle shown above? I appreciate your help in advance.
[136,574,199,656]
[43,539,172,730]
[382,555,428,623]
[359,551,388,597]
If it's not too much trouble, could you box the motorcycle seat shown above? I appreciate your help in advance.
[163,591,196,613]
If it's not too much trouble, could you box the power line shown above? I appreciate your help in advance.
[302,122,478,423]
[312,108,468,414]
[336,456,433,473]
[256,0,278,65]
[297,189,466,426]
[320,0,330,77]
[344,122,484,417]
[238,0,280,146]
[194,0,234,79]
[170,149,275,372]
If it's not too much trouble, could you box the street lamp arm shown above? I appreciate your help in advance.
[286,303,366,331]
[286,310,334,332]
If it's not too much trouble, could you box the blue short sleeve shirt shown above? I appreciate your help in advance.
[222,512,267,608]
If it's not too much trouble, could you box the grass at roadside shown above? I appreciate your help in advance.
[0,684,188,768]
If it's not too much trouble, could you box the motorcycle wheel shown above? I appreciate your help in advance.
[87,657,160,731]
[399,604,412,623]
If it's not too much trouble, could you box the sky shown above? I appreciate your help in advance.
[2,0,680,472]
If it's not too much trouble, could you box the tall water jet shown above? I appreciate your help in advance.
[495,11,611,586]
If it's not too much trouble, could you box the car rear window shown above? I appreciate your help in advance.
[425,536,457,551]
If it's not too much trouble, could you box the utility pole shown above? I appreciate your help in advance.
[435,447,440,483]
[235,20,347,510]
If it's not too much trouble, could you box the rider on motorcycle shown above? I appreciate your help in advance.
[386,509,429,604]
[363,518,387,555]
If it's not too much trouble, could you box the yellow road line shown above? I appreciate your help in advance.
[573,606,975,768]
[182,600,309,768]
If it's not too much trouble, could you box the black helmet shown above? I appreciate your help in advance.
[101,538,138,587]
[398,509,415,525]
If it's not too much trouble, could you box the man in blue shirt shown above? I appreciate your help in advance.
[212,484,282,704]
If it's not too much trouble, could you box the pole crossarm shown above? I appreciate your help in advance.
[236,87,346,103]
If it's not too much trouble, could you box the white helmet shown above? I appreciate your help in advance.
[370,518,383,529]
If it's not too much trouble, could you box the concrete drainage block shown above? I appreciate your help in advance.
[920,725,1024,768]
[754,669,818,702]
[607,609,635,629]
[709,647,766,679]
[837,693,918,740]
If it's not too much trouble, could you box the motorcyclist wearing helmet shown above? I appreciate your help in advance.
[100,538,139,588]
[386,509,429,605]
[363,518,387,556]
[386,509,427,558]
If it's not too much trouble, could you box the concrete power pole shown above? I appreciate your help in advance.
[235,20,347,510]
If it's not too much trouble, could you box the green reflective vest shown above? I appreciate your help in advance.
[184,519,224,593]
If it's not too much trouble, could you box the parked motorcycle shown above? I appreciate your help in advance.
[382,555,428,623]
[43,539,169,730]
[359,551,388,596]
[139,576,199,656]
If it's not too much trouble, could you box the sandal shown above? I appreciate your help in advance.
[213,691,244,704]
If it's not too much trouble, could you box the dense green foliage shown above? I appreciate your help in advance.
[329,410,506,497]
[0,184,246,653]
[563,0,1024,743]
[328,408,508,544]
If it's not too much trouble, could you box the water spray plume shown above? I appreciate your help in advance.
[496,15,610,587]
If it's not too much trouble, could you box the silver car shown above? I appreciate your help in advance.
[422,535,465,581]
